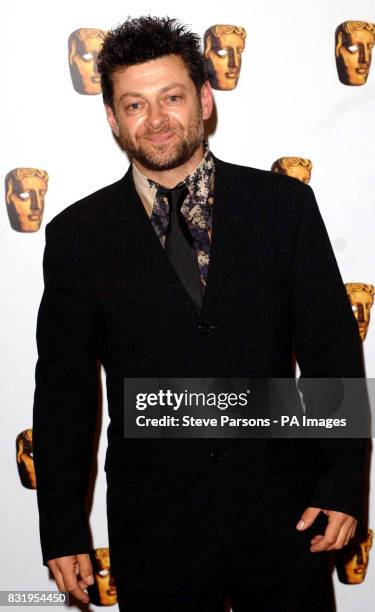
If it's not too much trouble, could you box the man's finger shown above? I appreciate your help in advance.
[326,522,354,551]
[310,514,351,552]
[341,521,357,547]
[56,558,89,604]
[296,506,321,530]
[77,553,94,586]
[48,563,65,594]
[350,521,357,539]
[343,523,356,547]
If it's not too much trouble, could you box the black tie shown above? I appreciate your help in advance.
[159,183,203,312]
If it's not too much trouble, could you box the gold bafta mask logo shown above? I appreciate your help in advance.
[271,157,312,184]
[335,21,375,85]
[336,529,373,584]
[204,24,247,90]
[68,28,107,95]
[16,428,36,489]
[5,168,48,233]
[345,283,374,341]
[91,547,117,606]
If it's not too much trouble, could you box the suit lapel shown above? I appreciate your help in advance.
[104,156,261,319]
[200,155,259,318]
[104,165,200,315]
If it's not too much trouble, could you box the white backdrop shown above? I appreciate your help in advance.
[1,0,374,610]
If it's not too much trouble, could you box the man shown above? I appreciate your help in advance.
[33,16,368,612]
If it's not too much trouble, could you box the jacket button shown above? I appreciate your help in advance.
[198,322,212,335]
[209,450,223,462]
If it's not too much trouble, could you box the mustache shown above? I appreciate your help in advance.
[141,127,179,136]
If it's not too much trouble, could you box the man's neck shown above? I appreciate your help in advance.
[132,144,205,188]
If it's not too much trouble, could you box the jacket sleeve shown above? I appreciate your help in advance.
[32,222,99,565]
[291,184,369,522]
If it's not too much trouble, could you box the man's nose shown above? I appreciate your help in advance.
[145,103,167,129]
[227,47,240,69]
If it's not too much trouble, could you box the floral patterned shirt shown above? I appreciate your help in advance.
[132,142,215,289]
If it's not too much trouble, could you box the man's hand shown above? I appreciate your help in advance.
[296,507,357,552]
[47,554,94,604]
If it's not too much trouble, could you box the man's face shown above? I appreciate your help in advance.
[93,548,117,605]
[346,287,373,341]
[337,530,373,584]
[6,170,47,232]
[105,54,213,172]
[336,25,375,85]
[204,28,245,90]
[68,29,106,95]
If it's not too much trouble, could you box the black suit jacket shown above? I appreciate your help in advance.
[33,156,368,593]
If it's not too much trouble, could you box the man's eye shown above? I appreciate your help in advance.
[98,569,109,577]
[19,192,30,200]
[81,52,93,61]
[217,49,228,57]
[167,95,181,103]
[127,102,141,111]
[347,45,359,53]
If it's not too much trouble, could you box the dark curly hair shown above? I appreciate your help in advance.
[97,16,208,109]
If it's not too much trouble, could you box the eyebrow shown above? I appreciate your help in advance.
[119,82,187,102]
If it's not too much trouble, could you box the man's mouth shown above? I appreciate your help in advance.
[28,213,41,221]
[91,76,101,83]
[355,67,368,75]
[145,132,175,144]
[225,71,238,79]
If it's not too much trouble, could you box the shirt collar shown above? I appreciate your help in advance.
[132,141,213,217]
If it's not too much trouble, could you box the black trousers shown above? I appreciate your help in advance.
[113,557,335,612]
[108,460,337,612]
[108,462,335,612]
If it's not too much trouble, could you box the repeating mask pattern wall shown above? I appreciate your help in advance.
[3,4,374,610]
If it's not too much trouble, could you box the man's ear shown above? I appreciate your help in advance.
[200,80,214,121]
[105,104,120,137]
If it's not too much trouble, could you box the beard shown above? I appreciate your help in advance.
[116,108,204,171]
